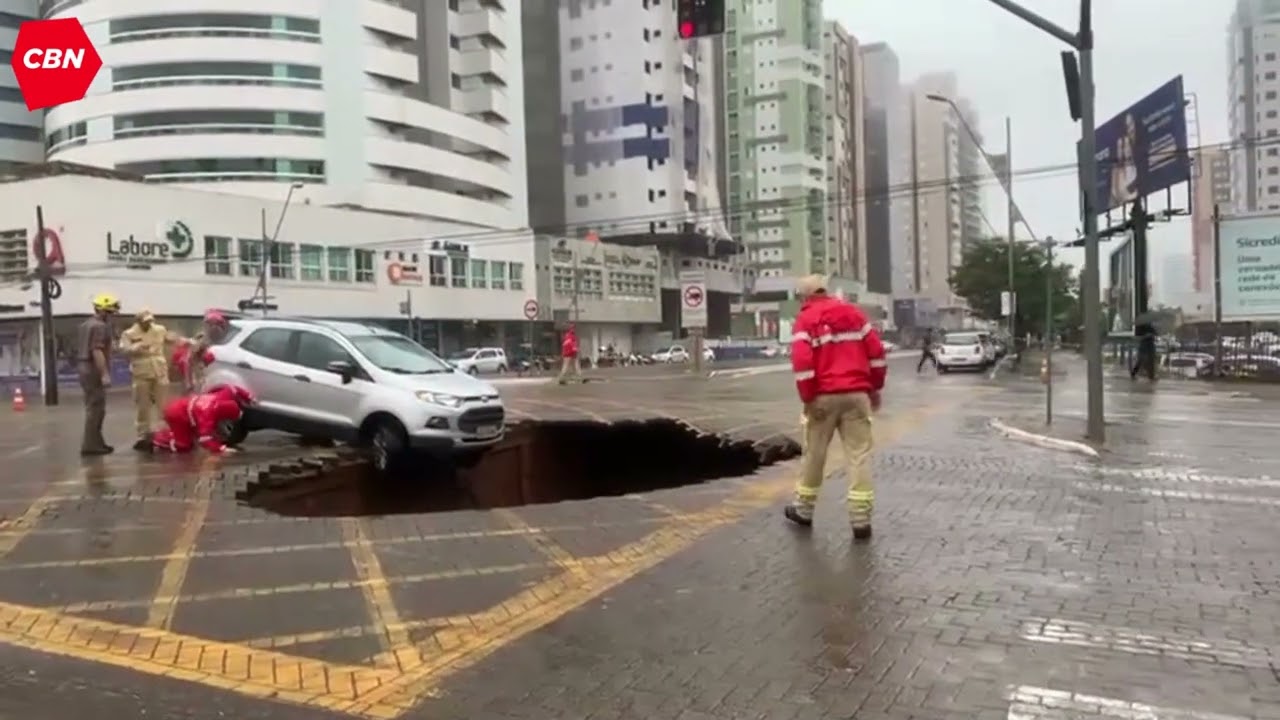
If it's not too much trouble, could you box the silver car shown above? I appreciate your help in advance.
[203,317,506,470]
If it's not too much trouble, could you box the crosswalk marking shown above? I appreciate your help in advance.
[1008,685,1249,719]
[1018,618,1275,669]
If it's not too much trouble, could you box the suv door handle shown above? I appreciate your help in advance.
[292,374,311,382]
[236,361,252,369]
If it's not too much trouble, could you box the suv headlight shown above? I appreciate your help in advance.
[416,391,462,408]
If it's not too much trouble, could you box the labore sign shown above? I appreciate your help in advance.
[9,18,103,111]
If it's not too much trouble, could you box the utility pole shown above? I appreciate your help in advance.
[33,206,58,405]
[985,0,1102,441]
[909,96,922,294]
[254,183,303,316]
[571,248,581,324]
[1044,236,1055,425]
[1006,116,1016,342]
[1212,203,1223,374]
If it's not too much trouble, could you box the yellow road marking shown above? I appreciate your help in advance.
[243,616,466,651]
[58,562,552,614]
[144,472,214,629]
[0,599,396,709]
[492,508,589,581]
[341,519,413,671]
[0,515,693,571]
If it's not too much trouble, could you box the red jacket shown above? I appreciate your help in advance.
[790,295,887,404]
[561,328,579,359]
[176,385,252,452]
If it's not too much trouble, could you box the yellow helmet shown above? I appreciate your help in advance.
[91,293,121,313]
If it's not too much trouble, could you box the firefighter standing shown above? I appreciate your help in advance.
[77,294,121,456]
[119,309,181,449]
[557,323,581,384]
[785,275,888,539]
[176,310,230,392]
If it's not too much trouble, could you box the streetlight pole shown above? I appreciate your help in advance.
[1044,236,1056,425]
[926,94,1019,339]
[256,182,303,316]
[983,0,1103,442]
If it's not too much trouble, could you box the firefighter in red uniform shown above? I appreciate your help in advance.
[557,322,581,384]
[784,274,888,539]
[151,383,255,454]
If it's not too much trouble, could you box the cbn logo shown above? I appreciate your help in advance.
[160,221,195,258]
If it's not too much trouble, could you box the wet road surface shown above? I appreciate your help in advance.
[2,357,1280,719]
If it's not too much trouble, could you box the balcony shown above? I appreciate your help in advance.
[451,48,507,80]
[453,8,506,48]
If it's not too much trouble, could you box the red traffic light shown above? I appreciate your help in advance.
[679,21,693,38]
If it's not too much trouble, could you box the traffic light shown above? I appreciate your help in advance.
[677,0,725,38]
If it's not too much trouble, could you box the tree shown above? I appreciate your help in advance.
[948,237,1079,339]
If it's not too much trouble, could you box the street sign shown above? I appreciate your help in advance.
[523,298,539,320]
[1001,291,1016,318]
[680,270,707,329]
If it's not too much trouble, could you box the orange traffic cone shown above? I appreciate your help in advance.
[11,388,25,412]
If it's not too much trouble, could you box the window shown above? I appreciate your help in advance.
[349,334,451,373]
[113,109,323,138]
[238,238,262,277]
[327,247,352,281]
[428,255,446,287]
[490,260,506,290]
[269,242,295,279]
[0,123,39,141]
[299,244,324,281]
[45,122,86,151]
[0,86,22,103]
[509,262,524,290]
[108,13,320,41]
[112,61,321,90]
[450,257,468,287]
[240,328,293,361]
[294,331,352,371]
[355,249,375,283]
[575,194,588,207]
[470,259,487,288]
[204,235,231,275]
[0,229,27,282]
[116,157,325,182]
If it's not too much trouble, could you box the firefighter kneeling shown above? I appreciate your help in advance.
[151,384,255,455]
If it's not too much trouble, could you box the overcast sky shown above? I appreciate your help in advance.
[827,0,1231,298]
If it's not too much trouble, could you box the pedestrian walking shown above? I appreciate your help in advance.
[916,327,937,373]
[1130,319,1157,381]
[557,323,581,384]
[77,293,121,456]
[119,309,183,450]
[784,274,888,539]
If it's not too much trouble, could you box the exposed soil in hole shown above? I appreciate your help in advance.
[237,419,800,518]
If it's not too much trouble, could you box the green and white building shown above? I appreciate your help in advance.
[724,0,835,336]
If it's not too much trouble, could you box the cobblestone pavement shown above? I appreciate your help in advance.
[4,359,1280,719]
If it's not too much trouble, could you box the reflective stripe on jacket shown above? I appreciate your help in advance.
[789,295,887,404]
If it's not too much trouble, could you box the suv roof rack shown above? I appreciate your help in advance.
[212,309,326,326]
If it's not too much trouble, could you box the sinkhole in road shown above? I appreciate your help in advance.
[237,419,801,518]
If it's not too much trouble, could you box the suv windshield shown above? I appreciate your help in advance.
[447,349,477,360]
[350,335,453,374]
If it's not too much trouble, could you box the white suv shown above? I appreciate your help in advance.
[203,318,506,471]
[446,347,508,374]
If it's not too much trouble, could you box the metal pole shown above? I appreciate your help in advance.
[1078,23,1104,442]
[34,205,57,406]
[571,247,580,324]
[258,209,270,317]
[982,0,1101,441]
[1045,237,1054,425]
[1212,203,1223,374]
[1006,116,1016,342]
[404,290,413,341]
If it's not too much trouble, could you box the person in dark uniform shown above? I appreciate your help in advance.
[916,328,938,373]
[1130,319,1158,381]
[78,294,121,456]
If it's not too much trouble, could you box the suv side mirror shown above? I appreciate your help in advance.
[326,360,355,384]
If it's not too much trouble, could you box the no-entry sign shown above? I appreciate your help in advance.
[679,270,706,329]
[10,18,102,111]
[523,298,539,320]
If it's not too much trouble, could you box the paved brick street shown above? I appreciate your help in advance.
[1,359,1279,719]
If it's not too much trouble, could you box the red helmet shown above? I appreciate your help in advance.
[204,310,228,326]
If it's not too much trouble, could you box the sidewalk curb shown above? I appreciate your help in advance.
[988,418,1100,458]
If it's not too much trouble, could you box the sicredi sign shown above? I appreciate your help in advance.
[10,18,103,111]
[1218,216,1280,322]
[106,221,196,270]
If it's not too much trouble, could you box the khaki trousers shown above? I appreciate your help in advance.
[557,357,581,382]
[132,376,168,439]
[794,392,875,524]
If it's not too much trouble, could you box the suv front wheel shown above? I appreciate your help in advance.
[365,416,408,472]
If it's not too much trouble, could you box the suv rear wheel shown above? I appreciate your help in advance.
[467,366,479,375]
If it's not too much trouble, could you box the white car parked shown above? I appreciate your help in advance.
[447,347,509,375]
[651,345,715,363]
[935,331,995,373]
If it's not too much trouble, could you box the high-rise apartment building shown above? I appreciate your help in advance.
[860,42,911,297]
[1228,0,1280,213]
[0,1,40,172]
[1191,146,1231,302]
[821,21,867,289]
[724,0,826,292]
[19,1,528,229]
[905,72,987,313]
